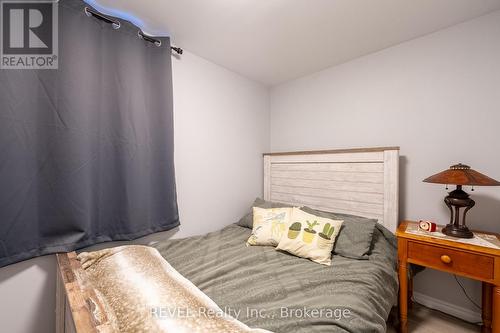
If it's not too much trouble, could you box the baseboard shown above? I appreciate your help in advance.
[413,291,481,324]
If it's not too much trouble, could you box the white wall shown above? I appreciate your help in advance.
[0,50,269,333]
[270,10,500,321]
[172,51,269,237]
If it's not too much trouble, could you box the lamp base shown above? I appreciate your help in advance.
[442,185,475,239]
[442,224,474,239]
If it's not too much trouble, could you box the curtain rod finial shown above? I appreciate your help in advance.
[171,46,183,55]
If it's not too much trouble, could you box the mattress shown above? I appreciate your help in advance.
[152,224,398,333]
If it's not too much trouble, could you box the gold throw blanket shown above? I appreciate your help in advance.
[78,245,272,333]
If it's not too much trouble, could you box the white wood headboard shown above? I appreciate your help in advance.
[263,147,400,233]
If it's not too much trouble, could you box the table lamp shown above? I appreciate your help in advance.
[423,163,500,238]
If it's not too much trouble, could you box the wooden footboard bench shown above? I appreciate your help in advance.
[56,252,114,333]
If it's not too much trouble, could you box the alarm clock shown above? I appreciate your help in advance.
[418,220,437,232]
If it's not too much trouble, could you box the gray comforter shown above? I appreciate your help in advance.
[152,224,398,333]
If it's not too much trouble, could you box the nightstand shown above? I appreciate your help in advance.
[397,221,500,333]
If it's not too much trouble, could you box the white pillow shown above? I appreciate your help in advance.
[246,207,292,246]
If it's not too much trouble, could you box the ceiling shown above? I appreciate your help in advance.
[86,0,500,86]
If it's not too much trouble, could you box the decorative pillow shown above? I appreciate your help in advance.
[276,207,343,266]
[237,198,294,229]
[300,206,377,259]
[246,207,292,246]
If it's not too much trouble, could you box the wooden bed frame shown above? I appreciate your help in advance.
[56,146,400,332]
[56,252,115,333]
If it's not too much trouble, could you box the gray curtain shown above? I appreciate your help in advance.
[0,0,179,267]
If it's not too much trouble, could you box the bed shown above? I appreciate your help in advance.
[56,146,400,333]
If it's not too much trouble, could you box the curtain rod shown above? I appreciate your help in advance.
[84,7,120,29]
[84,7,183,55]
[137,31,183,54]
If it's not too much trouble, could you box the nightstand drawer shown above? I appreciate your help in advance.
[407,241,495,280]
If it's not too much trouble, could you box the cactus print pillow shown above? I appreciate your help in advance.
[276,208,343,266]
[300,206,377,259]
[247,207,293,246]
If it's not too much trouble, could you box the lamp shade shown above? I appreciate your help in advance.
[423,163,500,186]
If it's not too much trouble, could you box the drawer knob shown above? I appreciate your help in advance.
[440,255,452,264]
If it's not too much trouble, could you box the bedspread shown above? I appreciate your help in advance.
[78,245,271,333]
[152,224,398,333]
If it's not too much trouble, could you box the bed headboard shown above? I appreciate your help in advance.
[263,147,400,233]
